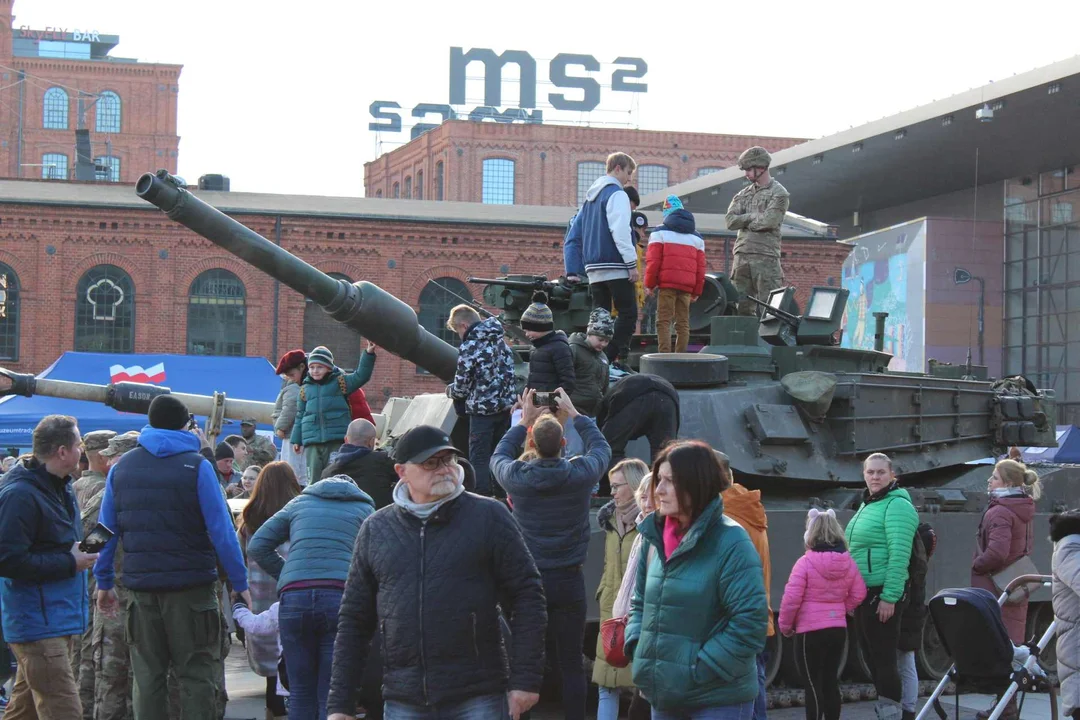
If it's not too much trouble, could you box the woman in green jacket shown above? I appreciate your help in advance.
[290,342,376,482]
[625,441,768,719]
[844,453,919,720]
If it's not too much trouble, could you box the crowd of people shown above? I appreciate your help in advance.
[0,148,1076,720]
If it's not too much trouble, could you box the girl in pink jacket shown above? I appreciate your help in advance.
[779,508,867,720]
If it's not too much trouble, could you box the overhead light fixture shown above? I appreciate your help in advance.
[852,143,863,153]
[976,104,994,122]
[895,129,907,140]
[991,100,1005,111]
[812,155,824,165]
[942,115,954,126]
[775,167,786,176]
[1049,83,1062,95]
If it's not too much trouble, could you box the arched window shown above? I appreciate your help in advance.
[404,176,412,199]
[637,164,670,196]
[304,272,362,371]
[576,161,605,204]
[187,269,246,356]
[75,265,135,353]
[96,91,121,133]
[482,158,515,205]
[43,87,68,129]
[41,153,68,180]
[417,277,472,372]
[416,171,424,200]
[435,161,444,201]
[94,155,120,183]
[392,182,400,198]
[0,263,21,361]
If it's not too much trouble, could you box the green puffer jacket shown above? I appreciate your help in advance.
[844,484,918,603]
[290,351,375,446]
[625,496,767,712]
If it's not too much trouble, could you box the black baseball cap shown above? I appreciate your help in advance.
[391,425,461,465]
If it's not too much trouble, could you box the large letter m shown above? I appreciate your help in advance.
[449,48,537,109]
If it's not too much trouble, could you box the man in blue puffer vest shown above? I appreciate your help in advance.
[0,414,97,718]
[563,152,639,368]
[93,394,250,720]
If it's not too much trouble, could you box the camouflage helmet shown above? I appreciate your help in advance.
[737,146,772,170]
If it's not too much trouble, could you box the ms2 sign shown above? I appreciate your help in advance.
[370,47,648,139]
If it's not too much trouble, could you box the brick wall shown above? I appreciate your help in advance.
[365,120,806,206]
[0,0,182,183]
[0,199,848,410]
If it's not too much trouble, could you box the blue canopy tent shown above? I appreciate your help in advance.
[0,352,282,450]
[1022,426,1080,465]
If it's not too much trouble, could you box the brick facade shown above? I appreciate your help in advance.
[0,0,181,183]
[365,121,806,206]
[0,191,849,410]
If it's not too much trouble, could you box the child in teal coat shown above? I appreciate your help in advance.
[290,342,376,482]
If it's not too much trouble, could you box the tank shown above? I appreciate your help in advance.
[127,171,1071,689]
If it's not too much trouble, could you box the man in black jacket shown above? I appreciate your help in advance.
[327,425,546,720]
[321,418,397,509]
[596,373,680,480]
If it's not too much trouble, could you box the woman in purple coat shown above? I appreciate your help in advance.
[970,458,1042,719]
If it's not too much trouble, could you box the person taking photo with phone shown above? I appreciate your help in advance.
[0,414,96,718]
[491,388,611,720]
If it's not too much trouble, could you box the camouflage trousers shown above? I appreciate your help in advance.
[731,252,784,316]
[73,584,96,719]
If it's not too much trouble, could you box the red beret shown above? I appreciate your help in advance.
[275,349,307,375]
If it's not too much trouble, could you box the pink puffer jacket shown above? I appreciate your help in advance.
[778,546,867,635]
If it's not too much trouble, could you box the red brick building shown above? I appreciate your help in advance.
[0,0,181,183]
[364,120,806,206]
[0,180,849,408]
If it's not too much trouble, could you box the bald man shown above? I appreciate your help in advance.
[321,419,397,509]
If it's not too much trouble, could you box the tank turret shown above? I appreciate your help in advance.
[135,171,459,382]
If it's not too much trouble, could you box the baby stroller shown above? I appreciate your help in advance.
[916,574,1057,720]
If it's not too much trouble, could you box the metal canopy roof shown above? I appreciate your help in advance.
[643,55,1080,221]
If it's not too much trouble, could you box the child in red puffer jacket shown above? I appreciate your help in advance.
[644,195,705,353]
[779,508,867,720]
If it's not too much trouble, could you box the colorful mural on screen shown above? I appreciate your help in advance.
[840,219,926,372]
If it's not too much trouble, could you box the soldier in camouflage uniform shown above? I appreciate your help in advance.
[71,430,117,720]
[238,418,277,469]
[725,146,791,315]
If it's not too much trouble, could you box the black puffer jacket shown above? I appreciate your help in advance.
[527,331,576,394]
[568,332,609,416]
[326,492,547,713]
[321,444,398,510]
[595,373,681,431]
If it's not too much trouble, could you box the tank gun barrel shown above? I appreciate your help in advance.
[135,171,458,382]
[467,276,557,291]
[0,368,274,425]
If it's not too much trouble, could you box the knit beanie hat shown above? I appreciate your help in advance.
[214,442,234,461]
[587,308,615,339]
[520,292,554,332]
[307,345,335,369]
[147,394,190,431]
[662,195,684,217]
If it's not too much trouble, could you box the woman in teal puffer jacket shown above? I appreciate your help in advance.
[844,453,918,720]
[625,441,768,719]
[290,342,376,482]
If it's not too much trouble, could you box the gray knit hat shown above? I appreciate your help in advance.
[587,308,615,339]
[520,292,554,332]
[307,346,335,369]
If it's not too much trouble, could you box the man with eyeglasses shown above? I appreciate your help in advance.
[328,425,547,720]
[0,414,96,718]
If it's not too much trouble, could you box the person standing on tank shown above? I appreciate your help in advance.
[725,147,790,316]
[969,458,1042,720]
[563,152,639,370]
[645,195,706,354]
[290,341,377,484]
[844,453,918,720]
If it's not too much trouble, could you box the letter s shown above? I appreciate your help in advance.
[368,101,402,133]
[611,57,648,93]
[548,54,600,112]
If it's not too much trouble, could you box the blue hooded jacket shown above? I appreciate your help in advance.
[94,427,249,593]
[0,459,87,643]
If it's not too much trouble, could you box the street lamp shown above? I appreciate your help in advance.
[954,267,985,365]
